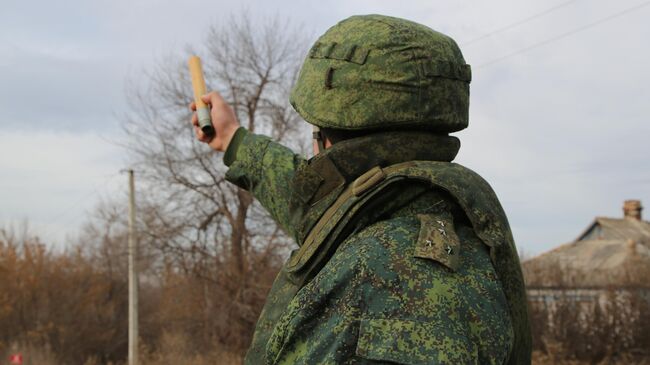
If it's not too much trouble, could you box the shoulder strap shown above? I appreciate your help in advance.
[286,161,531,364]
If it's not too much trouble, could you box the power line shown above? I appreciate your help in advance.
[476,0,650,68]
[462,0,580,46]
[46,172,120,225]
[46,189,101,225]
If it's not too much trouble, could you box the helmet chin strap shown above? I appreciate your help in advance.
[313,126,326,154]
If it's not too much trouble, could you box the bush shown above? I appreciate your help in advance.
[529,289,650,363]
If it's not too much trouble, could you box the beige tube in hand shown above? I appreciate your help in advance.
[188,55,215,136]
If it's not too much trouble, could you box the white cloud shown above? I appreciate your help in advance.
[0,130,123,247]
[1,0,648,254]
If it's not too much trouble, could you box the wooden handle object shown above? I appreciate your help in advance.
[188,55,215,136]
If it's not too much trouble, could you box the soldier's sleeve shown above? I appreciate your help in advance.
[223,127,306,239]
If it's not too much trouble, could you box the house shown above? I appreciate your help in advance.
[523,200,650,305]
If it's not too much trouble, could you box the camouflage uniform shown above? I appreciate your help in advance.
[223,15,531,365]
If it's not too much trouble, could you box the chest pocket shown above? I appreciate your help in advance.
[414,213,461,271]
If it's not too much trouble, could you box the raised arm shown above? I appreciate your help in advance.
[190,91,306,240]
[223,128,306,239]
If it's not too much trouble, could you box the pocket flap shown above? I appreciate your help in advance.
[356,318,477,365]
[414,214,461,271]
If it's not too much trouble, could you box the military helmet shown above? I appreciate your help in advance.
[290,14,471,133]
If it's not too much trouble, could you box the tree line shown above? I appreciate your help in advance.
[2,14,306,364]
[2,13,649,365]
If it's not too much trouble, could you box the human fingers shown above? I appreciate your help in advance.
[194,125,204,140]
[195,125,213,142]
[191,112,199,127]
[201,91,225,107]
[189,101,196,111]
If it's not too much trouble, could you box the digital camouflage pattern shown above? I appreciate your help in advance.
[221,13,530,364]
[290,14,471,133]
[224,129,532,364]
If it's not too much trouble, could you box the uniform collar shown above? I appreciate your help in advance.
[289,131,460,243]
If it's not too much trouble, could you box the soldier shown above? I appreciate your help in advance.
[190,14,531,365]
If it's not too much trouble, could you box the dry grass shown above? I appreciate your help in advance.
[529,289,650,364]
[140,332,242,365]
[533,350,650,365]
[0,333,243,365]
[0,342,58,365]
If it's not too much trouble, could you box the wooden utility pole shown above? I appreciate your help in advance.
[127,169,139,365]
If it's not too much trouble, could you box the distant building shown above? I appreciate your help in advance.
[523,200,650,305]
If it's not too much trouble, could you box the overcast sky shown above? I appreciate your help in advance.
[1,0,648,255]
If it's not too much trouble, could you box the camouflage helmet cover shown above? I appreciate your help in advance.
[290,14,471,132]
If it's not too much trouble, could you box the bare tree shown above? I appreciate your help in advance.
[121,14,309,350]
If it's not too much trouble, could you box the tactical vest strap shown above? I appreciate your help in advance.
[288,162,422,272]
[286,166,387,272]
[288,161,506,272]
[352,166,386,196]
[284,161,530,365]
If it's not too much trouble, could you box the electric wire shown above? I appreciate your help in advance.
[462,0,580,46]
[43,172,122,242]
[476,0,650,68]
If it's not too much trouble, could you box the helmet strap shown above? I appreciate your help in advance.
[312,126,326,154]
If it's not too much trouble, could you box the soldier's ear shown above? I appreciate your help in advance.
[324,137,333,149]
